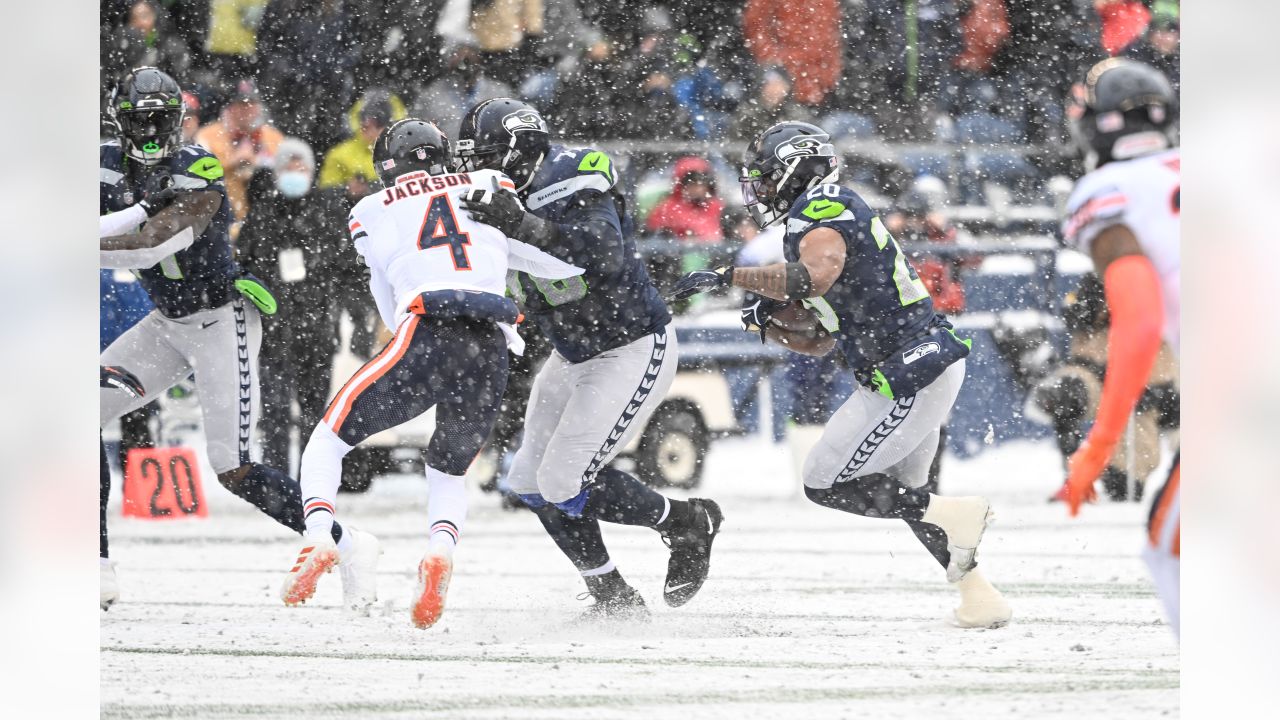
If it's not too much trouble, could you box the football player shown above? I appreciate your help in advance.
[1059,59,1180,635]
[278,119,583,629]
[456,98,723,617]
[98,67,370,610]
[672,121,1012,628]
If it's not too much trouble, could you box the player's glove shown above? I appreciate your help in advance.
[669,266,734,301]
[100,365,145,399]
[740,293,789,343]
[1061,436,1113,516]
[139,171,177,217]
[460,188,526,238]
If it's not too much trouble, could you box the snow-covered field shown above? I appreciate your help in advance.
[100,438,1179,719]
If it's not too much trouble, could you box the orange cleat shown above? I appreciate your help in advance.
[410,553,453,629]
[281,538,339,606]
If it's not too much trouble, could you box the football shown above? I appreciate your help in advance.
[768,300,823,336]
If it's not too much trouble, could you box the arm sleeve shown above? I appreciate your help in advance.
[101,227,195,269]
[1089,254,1165,446]
[99,205,148,238]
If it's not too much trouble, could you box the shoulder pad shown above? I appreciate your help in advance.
[574,149,616,186]
[1063,169,1128,248]
[172,146,224,189]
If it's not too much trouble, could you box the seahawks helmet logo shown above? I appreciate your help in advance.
[774,137,826,162]
[502,111,546,134]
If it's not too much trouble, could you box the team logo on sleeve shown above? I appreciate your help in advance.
[774,137,825,162]
[903,341,940,365]
[502,111,546,134]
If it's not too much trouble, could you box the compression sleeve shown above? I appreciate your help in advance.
[1089,254,1165,446]
[100,227,194,269]
[99,205,148,238]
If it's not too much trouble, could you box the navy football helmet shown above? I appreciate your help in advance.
[372,119,452,185]
[740,122,840,228]
[455,98,550,192]
[107,67,185,166]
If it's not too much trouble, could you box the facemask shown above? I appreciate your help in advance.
[276,171,311,199]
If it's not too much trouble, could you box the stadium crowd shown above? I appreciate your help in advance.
[100,0,1180,483]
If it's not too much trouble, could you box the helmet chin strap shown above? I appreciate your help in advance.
[513,151,545,193]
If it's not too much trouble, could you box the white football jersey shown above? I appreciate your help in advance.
[1063,149,1180,351]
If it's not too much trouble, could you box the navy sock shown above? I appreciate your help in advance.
[230,463,344,545]
[100,436,110,559]
[803,473,931,521]
[584,467,674,529]
[528,502,610,572]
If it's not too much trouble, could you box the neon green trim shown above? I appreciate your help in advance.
[871,216,892,250]
[235,278,278,315]
[118,101,133,110]
[167,97,181,105]
[578,151,613,183]
[801,199,847,221]
[801,297,840,333]
[187,156,224,181]
[947,327,973,350]
[158,254,183,279]
[142,141,160,153]
[871,369,894,399]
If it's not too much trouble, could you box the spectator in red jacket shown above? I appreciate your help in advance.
[1095,0,1151,56]
[885,187,971,314]
[743,0,842,108]
[646,156,726,244]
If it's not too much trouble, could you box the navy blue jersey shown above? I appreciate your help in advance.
[782,183,939,370]
[506,144,670,362]
[100,141,240,318]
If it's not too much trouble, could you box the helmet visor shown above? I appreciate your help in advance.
[740,168,781,229]
[118,108,182,140]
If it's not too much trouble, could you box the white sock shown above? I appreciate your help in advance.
[581,560,616,578]
[425,466,468,556]
[298,423,353,541]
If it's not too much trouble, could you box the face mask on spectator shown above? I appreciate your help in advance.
[276,171,311,199]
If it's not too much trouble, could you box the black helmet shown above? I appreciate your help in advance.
[455,98,550,192]
[107,67,185,166]
[739,122,839,228]
[372,119,452,185]
[1069,58,1176,169]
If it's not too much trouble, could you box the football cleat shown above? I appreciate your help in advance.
[339,527,380,612]
[660,498,724,607]
[952,568,1013,629]
[410,553,453,629]
[101,560,119,611]
[281,538,339,606]
[580,585,650,622]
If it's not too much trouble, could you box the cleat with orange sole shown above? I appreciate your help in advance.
[410,554,453,629]
[281,539,339,606]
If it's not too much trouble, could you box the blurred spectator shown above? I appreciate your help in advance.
[670,34,731,140]
[180,92,202,144]
[1094,0,1151,56]
[101,0,192,81]
[237,137,344,473]
[195,79,283,227]
[953,0,1009,76]
[1123,10,1179,92]
[646,157,726,244]
[525,0,608,104]
[256,0,363,152]
[204,0,268,79]
[856,0,962,140]
[731,66,815,141]
[743,0,842,109]
[412,48,513,139]
[469,0,545,89]
[885,185,970,314]
[318,89,406,196]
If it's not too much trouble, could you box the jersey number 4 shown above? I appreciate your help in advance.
[418,194,472,270]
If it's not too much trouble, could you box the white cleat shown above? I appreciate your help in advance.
[952,568,1013,629]
[923,495,995,582]
[339,527,381,613]
[281,537,339,606]
[101,559,119,611]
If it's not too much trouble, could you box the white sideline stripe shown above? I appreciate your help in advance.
[326,318,415,427]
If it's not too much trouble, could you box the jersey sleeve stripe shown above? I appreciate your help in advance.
[1064,194,1128,240]
[351,230,369,240]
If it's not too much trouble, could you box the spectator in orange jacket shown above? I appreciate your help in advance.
[743,0,842,108]
[195,79,284,229]
[646,156,726,244]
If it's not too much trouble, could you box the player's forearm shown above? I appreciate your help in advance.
[100,227,194,269]
[100,190,220,252]
[99,205,148,238]
[731,264,792,300]
[1091,255,1165,446]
